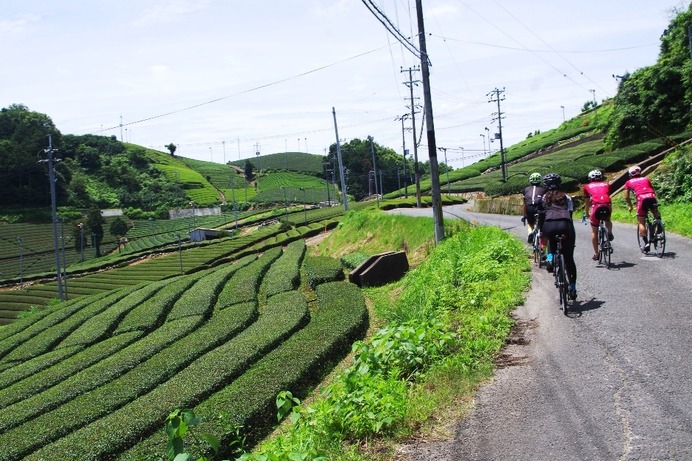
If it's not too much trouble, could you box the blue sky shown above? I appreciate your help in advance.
[1,0,684,168]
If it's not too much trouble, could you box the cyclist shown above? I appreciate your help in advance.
[542,173,577,300]
[521,172,546,244]
[624,165,661,253]
[583,169,614,261]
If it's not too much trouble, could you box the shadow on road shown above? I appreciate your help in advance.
[566,297,605,317]
[599,260,637,271]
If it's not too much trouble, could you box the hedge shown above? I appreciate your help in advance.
[118,282,368,459]
[264,240,306,298]
[0,332,143,409]
[215,247,282,309]
[26,293,310,461]
[57,281,166,349]
[114,273,203,334]
[0,288,132,363]
[0,344,83,392]
[0,292,112,360]
[0,316,203,436]
[165,258,253,321]
[303,255,345,289]
[0,299,259,460]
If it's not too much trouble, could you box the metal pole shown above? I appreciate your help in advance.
[16,237,23,289]
[176,234,183,273]
[368,136,378,196]
[79,223,84,262]
[230,175,238,231]
[300,187,307,224]
[332,107,349,211]
[60,218,67,299]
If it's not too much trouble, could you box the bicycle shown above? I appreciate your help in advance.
[548,234,571,315]
[637,210,666,257]
[531,213,543,268]
[596,216,613,268]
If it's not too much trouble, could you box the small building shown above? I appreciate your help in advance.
[188,228,219,242]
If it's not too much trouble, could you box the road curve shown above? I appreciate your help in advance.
[388,204,692,461]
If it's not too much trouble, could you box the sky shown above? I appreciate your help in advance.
[1,0,686,169]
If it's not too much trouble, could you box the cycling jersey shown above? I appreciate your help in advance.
[523,185,546,206]
[583,181,612,226]
[583,181,611,205]
[544,193,573,221]
[625,176,658,217]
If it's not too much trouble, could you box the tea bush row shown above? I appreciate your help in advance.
[215,247,282,308]
[303,255,345,289]
[0,300,259,459]
[1,288,132,364]
[57,281,168,349]
[0,316,204,435]
[24,292,310,461]
[118,282,367,460]
[0,332,143,409]
[165,258,253,321]
[264,240,306,298]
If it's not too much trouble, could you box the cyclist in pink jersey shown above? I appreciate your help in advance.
[583,170,613,260]
[624,165,661,252]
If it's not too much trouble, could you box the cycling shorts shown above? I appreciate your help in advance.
[636,195,658,217]
[589,204,612,227]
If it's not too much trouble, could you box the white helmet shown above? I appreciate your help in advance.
[628,165,641,177]
[588,170,603,181]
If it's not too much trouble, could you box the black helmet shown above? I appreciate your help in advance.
[543,173,561,190]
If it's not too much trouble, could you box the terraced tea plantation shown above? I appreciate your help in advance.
[0,239,368,460]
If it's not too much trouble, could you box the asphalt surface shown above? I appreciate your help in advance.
[387,204,692,461]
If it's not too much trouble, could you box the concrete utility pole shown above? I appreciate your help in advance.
[332,107,349,211]
[42,133,64,301]
[401,65,422,208]
[488,88,507,181]
[416,0,444,243]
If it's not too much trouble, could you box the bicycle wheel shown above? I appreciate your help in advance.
[636,223,647,253]
[652,220,666,257]
[533,232,543,267]
[599,225,610,268]
[557,255,569,313]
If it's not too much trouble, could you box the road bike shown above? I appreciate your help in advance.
[596,216,613,268]
[637,210,666,257]
[549,234,571,315]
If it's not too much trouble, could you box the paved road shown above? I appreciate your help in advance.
[388,205,692,461]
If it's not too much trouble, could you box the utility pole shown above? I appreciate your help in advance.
[401,65,422,208]
[16,237,23,289]
[398,114,409,198]
[41,133,64,301]
[332,107,349,211]
[416,0,444,243]
[368,136,378,196]
[488,88,507,181]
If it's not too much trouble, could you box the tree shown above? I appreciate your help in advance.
[244,160,255,181]
[109,216,129,238]
[86,207,105,257]
[166,143,177,157]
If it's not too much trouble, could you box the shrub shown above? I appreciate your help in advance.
[264,240,306,298]
[303,256,344,289]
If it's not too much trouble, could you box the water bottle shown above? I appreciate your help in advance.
[581,213,587,225]
[546,253,553,263]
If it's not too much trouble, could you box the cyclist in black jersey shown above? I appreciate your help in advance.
[541,173,577,300]
[521,172,546,244]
